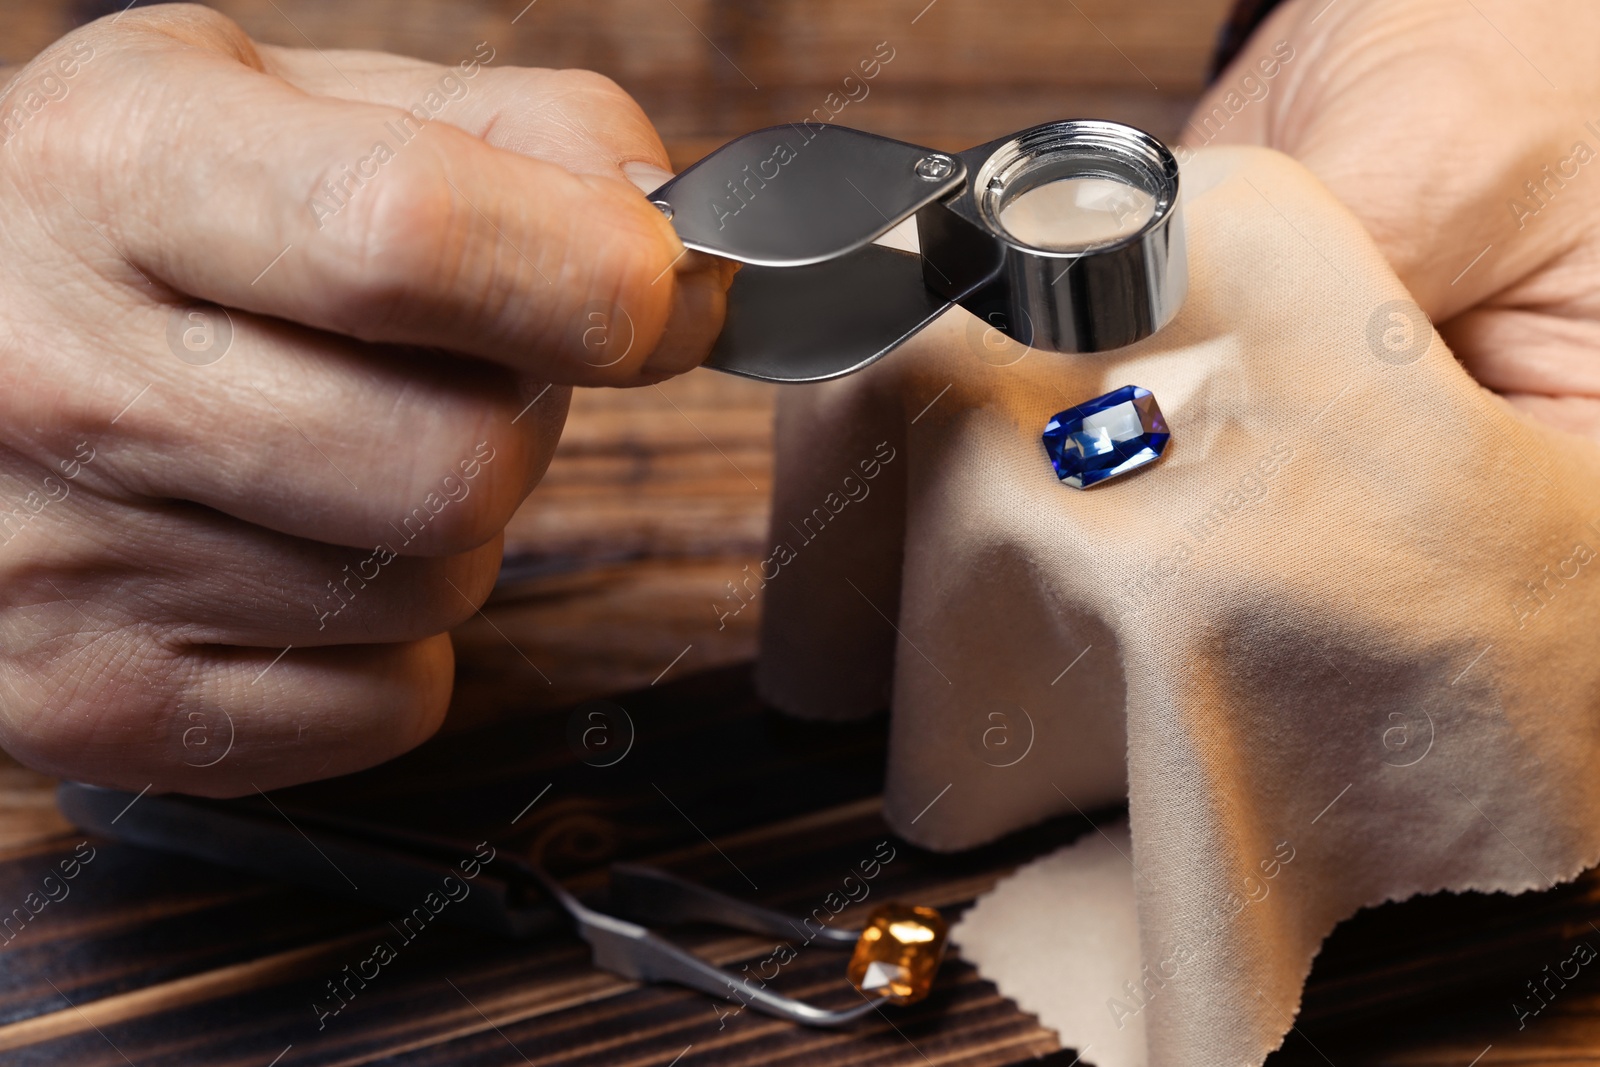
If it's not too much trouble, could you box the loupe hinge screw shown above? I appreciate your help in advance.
[651,199,675,220]
[914,154,956,182]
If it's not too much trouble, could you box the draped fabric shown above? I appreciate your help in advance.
[756,146,1600,1066]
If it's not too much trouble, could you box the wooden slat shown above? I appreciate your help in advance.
[0,929,381,1052]
[0,762,71,851]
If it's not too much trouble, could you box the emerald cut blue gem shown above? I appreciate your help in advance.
[1042,385,1169,489]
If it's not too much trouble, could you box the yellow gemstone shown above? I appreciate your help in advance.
[846,903,949,1004]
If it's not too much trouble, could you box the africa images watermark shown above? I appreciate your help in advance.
[967,705,1036,769]
[714,440,898,631]
[1514,938,1597,1030]
[707,41,896,231]
[1507,121,1600,230]
[565,700,635,768]
[308,41,497,230]
[1116,439,1296,616]
[0,39,94,149]
[0,441,98,548]
[0,842,96,946]
[312,440,497,630]
[1509,516,1600,630]
[312,840,496,1029]
[1174,40,1295,162]
[1106,839,1296,1032]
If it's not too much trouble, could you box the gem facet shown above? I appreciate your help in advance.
[1042,385,1169,488]
[846,903,949,1004]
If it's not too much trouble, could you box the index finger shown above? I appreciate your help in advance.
[35,9,723,385]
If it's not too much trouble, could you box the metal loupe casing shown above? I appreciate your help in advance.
[918,120,1185,355]
[645,118,1187,383]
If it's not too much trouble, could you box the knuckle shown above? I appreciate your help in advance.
[0,34,112,172]
[546,68,664,163]
[88,3,249,42]
[550,68,636,109]
[77,5,258,84]
[0,628,178,782]
[0,6,258,200]
[312,149,458,337]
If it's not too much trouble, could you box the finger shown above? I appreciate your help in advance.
[63,301,568,554]
[38,497,506,646]
[256,48,739,366]
[1442,307,1600,398]
[0,633,456,797]
[44,10,723,385]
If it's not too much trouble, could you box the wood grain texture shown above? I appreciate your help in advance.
[0,666,1068,1066]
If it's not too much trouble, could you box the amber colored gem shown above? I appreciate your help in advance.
[846,903,949,1004]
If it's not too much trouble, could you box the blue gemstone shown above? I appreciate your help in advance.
[1042,385,1169,489]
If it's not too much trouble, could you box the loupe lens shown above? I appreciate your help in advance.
[978,124,1175,254]
[998,176,1157,251]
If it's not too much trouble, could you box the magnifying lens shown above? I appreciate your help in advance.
[644,118,1186,382]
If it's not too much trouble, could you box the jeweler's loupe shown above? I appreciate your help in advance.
[647,118,1187,382]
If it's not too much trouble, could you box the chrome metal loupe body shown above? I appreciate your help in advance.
[647,119,1187,382]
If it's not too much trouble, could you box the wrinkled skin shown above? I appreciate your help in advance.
[1193,0,1600,440]
[0,4,728,795]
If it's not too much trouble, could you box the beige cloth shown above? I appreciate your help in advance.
[754,146,1600,1067]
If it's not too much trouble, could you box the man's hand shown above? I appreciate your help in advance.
[0,4,728,795]
[1191,0,1600,440]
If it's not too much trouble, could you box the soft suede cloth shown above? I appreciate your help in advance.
[754,146,1600,1067]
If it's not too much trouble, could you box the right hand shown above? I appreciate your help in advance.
[0,4,729,795]
[1192,0,1600,440]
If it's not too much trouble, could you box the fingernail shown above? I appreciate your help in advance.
[621,160,676,195]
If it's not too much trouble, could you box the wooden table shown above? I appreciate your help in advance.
[3,2,1599,1064]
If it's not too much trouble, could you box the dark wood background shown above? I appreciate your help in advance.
[4,2,1600,1065]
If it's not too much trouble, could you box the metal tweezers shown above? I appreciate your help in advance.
[57,782,888,1027]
